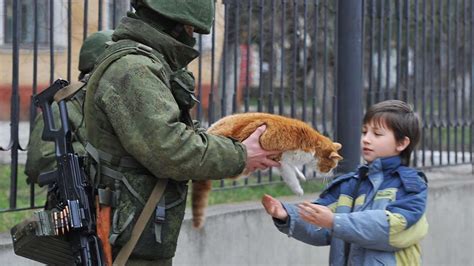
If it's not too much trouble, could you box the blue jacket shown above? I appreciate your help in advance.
[274,156,429,266]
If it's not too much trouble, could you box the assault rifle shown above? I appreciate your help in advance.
[11,79,105,265]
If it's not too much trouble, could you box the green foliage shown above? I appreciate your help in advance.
[0,209,38,233]
[0,164,47,232]
[206,178,325,206]
[186,176,326,208]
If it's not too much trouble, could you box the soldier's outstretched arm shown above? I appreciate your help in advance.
[96,57,246,181]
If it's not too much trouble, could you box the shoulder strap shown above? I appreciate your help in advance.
[53,81,86,103]
[88,39,172,91]
[113,178,168,266]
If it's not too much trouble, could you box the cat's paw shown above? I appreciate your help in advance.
[292,187,304,196]
[294,166,307,181]
[280,163,305,196]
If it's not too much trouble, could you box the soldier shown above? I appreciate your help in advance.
[84,0,280,265]
[25,30,113,185]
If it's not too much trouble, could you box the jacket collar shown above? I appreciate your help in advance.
[356,156,402,178]
[366,156,402,176]
[112,13,200,71]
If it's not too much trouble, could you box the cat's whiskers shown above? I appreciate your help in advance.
[314,168,334,185]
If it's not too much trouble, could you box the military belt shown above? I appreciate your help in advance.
[85,142,146,206]
[100,166,146,205]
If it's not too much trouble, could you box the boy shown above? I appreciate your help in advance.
[262,100,428,265]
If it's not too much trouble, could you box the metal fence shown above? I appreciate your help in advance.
[363,0,473,168]
[0,0,472,212]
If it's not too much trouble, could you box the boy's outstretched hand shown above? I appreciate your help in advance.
[298,201,334,229]
[261,194,288,221]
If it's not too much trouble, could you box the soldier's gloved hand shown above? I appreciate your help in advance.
[242,125,281,173]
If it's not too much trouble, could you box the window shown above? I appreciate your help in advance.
[3,0,50,47]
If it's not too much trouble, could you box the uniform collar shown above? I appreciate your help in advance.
[112,13,200,71]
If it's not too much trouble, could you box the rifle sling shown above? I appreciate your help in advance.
[53,81,86,102]
[113,178,168,266]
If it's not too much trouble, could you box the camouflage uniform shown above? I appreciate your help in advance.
[84,1,246,264]
[24,30,113,185]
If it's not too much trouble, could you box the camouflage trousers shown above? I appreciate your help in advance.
[112,185,187,263]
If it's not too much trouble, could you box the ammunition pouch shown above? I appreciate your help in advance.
[170,69,199,111]
[85,142,188,260]
[11,209,75,264]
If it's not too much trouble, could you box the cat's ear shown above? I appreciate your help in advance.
[330,151,343,160]
[333,142,342,151]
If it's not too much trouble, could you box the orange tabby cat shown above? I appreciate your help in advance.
[191,112,343,229]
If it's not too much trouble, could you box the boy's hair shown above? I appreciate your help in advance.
[363,100,421,166]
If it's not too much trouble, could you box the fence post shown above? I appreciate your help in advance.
[336,0,363,173]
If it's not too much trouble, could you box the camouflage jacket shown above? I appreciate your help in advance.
[84,13,246,260]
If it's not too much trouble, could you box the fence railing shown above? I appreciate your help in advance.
[0,0,472,212]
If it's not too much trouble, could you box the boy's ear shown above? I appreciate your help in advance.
[396,137,410,152]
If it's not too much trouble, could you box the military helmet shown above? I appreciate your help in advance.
[131,0,214,34]
[78,30,114,74]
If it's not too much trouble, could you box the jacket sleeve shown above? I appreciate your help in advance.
[272,176,347,246]
[96,54,246,181]
[331,181,428,251]
[273,203,332,246]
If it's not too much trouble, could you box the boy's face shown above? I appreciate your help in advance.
[361,120,409,163]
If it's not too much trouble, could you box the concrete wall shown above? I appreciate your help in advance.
[1,165,472,265]
[175,200,330,266]
[419,165,474,266]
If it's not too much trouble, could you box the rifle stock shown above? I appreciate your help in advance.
[96,196,113,265]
